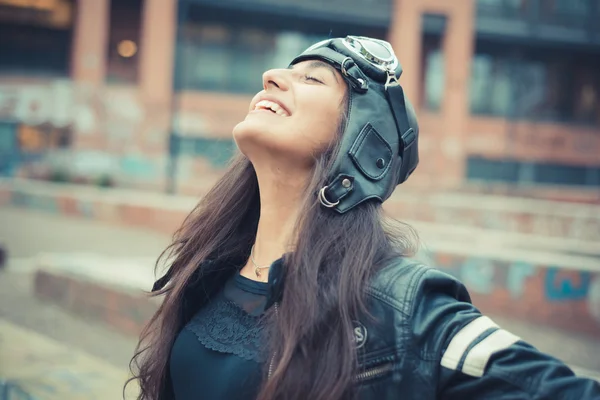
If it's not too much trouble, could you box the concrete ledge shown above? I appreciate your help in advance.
[32,247,600,339]
[0,179,192,235]
[34,269,158,337]
[2,178,599,240]
[432,252,600,338]
[385,194,600,241]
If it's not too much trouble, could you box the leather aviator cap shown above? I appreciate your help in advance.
[290,36,419,214]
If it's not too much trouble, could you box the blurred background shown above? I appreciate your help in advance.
[0,0,599,398]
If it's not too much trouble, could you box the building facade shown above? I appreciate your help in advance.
[0,0,599,196]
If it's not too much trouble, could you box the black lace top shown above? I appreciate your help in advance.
[169,270,269,400]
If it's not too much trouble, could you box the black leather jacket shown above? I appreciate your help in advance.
[154,257,600,400]
[351,258,600,400]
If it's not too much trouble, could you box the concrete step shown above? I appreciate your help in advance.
[2,178,599,240]
[21,210,600,339]
[0,318,138,400]
[0,269,140,400]
[33,264,158,337]
[0,259,598,400]
[26,238,599,335]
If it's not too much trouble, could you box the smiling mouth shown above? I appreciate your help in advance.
[253,100,290,117]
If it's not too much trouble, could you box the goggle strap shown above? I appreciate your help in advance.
[385,84,415,182]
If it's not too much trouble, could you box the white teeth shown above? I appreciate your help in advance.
[254,100,289,116]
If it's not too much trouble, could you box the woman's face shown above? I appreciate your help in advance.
[233,60,347,168]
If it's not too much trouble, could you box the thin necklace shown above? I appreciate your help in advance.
[250,245,270,278]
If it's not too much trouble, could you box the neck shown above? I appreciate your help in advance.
[242,160,311,280]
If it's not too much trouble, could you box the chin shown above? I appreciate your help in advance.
[233,119,314,164]
[232,119,275,159]
[232,119,261,148]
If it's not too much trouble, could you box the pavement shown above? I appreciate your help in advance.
[0,317,138,400]
[0,207,164,399]
[0,205,599,399]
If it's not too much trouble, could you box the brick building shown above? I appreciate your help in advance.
[0,0,599,196]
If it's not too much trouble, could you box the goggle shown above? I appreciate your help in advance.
[342,36,398,73]
[304,36,400,89]
[305,36,398,73]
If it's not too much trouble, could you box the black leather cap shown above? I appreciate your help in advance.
[290,36,419,214]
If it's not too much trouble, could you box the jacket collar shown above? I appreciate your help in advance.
[265,256,286,310]
[152,254,288,311]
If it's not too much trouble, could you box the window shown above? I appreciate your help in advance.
[539,0,591,29]
[0,122,18,176]
[0,0,74,76]
[178,25,233,92]
[476,0,530,19]
[571,67,600,126]
[170,136,236,167]
[467,157,521,183]
[535,163,588,185]
[421,32,445,112]
[466,156,600,187]
[469,40,600,126]
[541,0,589,15]
[106,0,142,84]
[173,4,388,95]
[176,23,328,94]
[470,54,513,117]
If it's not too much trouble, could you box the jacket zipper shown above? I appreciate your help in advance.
[268,303,279,379]
[355,362,394,382]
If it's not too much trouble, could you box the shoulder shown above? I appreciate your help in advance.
[366,256,472,316]
[365,257,484,365]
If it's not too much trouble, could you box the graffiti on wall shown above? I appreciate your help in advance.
[435,253,600,326]
[506,261,537,299]
[452,257,538,299]
[0,79,239,183]
[0,80,173,181]
[0,80,145,143]
[460,257,495,295]
[544,268,591,301]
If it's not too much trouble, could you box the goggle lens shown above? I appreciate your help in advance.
[361,40,393,61]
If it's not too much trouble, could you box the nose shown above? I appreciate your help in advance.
[262,68,290,92]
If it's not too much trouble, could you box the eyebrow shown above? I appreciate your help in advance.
[291,60,340,83]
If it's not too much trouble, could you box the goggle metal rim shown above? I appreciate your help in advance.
[300,36,399,74]
[342,36,398,72]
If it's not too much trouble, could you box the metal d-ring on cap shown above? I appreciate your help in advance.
[319,186,340,208]
[341,57,353,77]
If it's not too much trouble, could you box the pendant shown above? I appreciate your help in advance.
[255,267,261,278]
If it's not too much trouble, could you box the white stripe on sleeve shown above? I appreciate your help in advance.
[461,328,521,377]
[441,316,499,371]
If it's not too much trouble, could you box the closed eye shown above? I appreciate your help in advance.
[304,74,324,84]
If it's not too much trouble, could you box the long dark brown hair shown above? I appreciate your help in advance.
[127,88,418,400]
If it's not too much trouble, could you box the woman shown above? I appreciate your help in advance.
[128,36,600,400]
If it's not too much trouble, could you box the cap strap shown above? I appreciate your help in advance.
[385,84,416,183]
